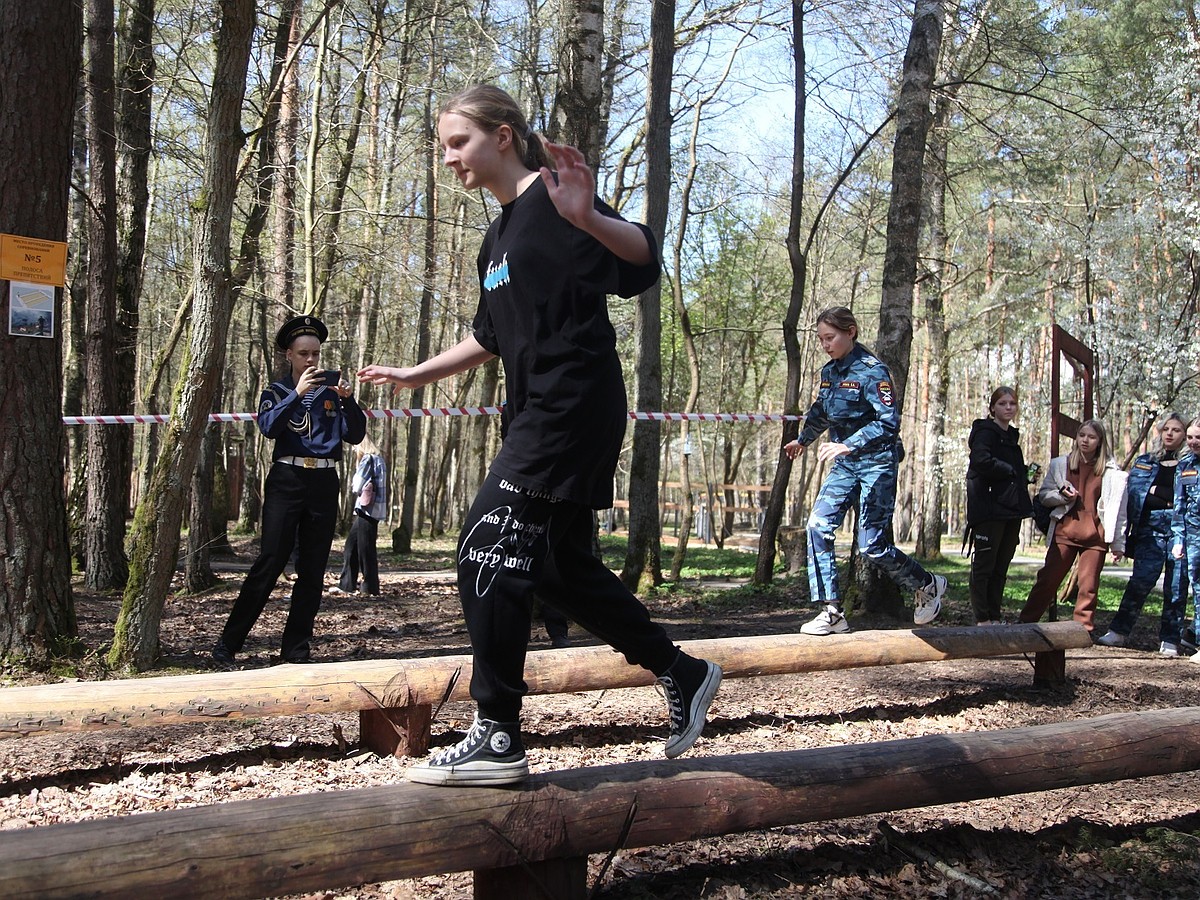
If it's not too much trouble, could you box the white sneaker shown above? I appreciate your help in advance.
[801,604,849,635]
[913,574,946,625]
[1160,641,1182,657]
[1095,630,1126,647]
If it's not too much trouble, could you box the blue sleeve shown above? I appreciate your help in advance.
[796,395,828,446]
[1173,470,1186,547]
[256,383,302,439]
[842,365,899,451]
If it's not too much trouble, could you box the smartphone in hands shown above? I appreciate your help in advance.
[318,369,341,386]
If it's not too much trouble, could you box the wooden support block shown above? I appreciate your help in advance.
[474,857,588,899]
[1032,649,1067,688]
[359,703,431,758]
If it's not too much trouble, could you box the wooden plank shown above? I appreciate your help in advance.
[0,706,1196,899]
[0,624,1092,739]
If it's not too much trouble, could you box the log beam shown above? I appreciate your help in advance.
[0,706,1195,899]
[0,623,1090,739]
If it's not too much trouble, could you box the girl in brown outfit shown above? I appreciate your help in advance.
[1018,419,1129,633]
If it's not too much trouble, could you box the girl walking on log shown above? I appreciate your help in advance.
[359,84,720,786]
[783,306,947,635]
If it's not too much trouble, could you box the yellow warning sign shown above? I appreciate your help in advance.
[0,233,68,287]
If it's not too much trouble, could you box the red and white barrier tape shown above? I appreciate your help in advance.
[63,407,802,426]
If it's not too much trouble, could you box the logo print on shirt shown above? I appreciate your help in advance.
[483,253,511,291]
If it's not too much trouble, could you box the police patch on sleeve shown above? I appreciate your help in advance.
[877,380,895,407]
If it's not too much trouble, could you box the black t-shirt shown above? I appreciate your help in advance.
[471,177,660,508]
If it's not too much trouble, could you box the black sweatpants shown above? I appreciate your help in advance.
[221,462,338,658]
[969,517,1023,622]
[458,473,679,721]
[339,510,380,594]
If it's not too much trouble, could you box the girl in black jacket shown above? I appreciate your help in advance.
[965,386,1034,623]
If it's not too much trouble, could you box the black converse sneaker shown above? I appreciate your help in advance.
[406,714,528,787]
[657,653,722,759]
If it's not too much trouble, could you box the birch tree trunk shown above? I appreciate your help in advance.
[0,1,82,663]
[111,0,256,671]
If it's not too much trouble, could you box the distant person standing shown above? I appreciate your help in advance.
[1172,418,1200,662]
[335,435,388,597]
[1096,413,1188,654]
[964,387,1034,625]
[783,306,947,635]
[212,315,366,665]
[1018,419,1128,635]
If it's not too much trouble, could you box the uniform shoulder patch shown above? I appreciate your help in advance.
[876,380,895,407]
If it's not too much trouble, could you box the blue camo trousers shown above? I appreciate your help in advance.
[806,446,931,608]
[1181,543,1200,639]
[1106,515,1189,643]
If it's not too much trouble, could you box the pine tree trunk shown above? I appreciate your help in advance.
[0,1,83,662]
[857,0,943,616]
[755,0,806,585]
[84,0,130,589]
[620,0,672,591]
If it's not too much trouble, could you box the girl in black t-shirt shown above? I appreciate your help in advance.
[359,84,720,787]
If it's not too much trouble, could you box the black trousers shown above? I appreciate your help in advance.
[458,473,679,721]
[969,517,1023,622]
[339,510,380,594]
[221,463,338,658]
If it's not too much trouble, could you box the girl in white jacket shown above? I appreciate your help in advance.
[1018,419,1129,634]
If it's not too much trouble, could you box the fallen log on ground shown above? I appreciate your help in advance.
[0,705,1195,899]
[0,623,1088,740]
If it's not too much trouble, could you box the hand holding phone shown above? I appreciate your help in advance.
[318,369,341,386]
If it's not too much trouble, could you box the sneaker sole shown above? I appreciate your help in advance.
[800,622,850,635]
[406,757,529,787]
[665,663,722,759]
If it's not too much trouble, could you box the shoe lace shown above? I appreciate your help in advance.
[431,717,487,764]
[656,675,684,734]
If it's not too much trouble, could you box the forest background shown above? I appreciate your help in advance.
[2,0,1199,671]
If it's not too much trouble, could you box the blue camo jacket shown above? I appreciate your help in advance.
[796,343,899,455]
[1172,452,1200,550]
[1124,452,1175,541]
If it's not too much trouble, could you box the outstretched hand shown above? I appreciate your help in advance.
[540,141,595,230]
[357,364,419,391]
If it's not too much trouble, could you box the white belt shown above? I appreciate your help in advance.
[277,456,336,469]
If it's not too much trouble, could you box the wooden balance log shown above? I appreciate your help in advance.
[0,705,1195,900]
[0,623,1091,758]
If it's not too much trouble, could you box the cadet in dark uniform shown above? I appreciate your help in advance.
[212,315,366,665]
